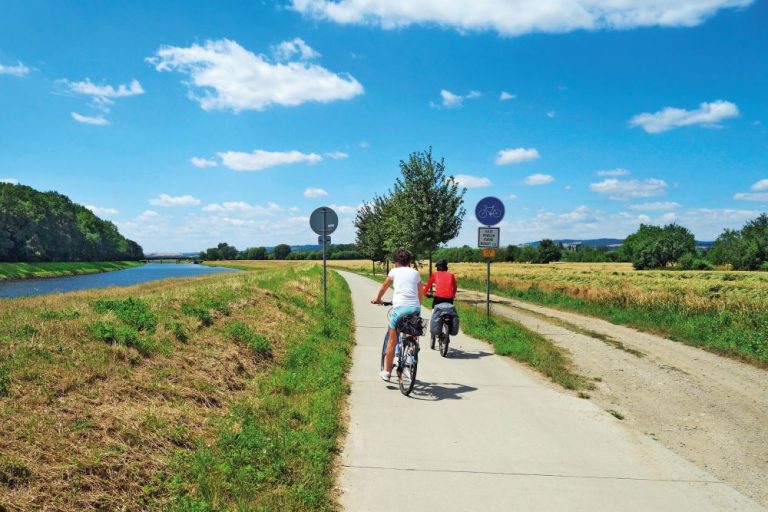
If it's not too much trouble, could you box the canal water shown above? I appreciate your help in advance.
[0,263,239,299]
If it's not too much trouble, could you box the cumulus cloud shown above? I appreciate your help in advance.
[590,178,667,200]
[524,173,554,185]
[138,210,161,220]
[630,100,739,133]
[217,149,323,171]
[330,203,360,214]
[325,151,349,159]
[304,187,328,198]
[86,205,119,216]
[732,179,768,201]
[596,168,631,177]
[62,78,144,98]
[750,179,768,191]
[71,112,109,125]
[454,175,491,188]
[149,193,201,207]
[290,0,752,36]
[0,178,19,184]
[628,202,681,211]
[202,201,283,214]
[190,157,218,168]
[0,61,30,77]
[148,39,363,112]
[272,37,321,61]
[496,147,540,165]
[432,89,481,108]
[499,91,516,101]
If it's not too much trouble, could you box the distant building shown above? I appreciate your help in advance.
[562,242,582,251]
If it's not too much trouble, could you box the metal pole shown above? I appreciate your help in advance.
[322,208,327,312]
[486,259,491,321]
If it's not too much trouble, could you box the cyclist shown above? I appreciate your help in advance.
[371,249,425,382]
[423,259,457,307]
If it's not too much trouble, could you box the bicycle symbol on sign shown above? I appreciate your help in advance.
[477,204,501,220]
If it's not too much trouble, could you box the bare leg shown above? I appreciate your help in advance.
[384,327,397,372]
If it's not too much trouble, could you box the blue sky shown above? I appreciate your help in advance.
[1,0,766,252]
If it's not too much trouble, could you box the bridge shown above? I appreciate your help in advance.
[142,253,201,264]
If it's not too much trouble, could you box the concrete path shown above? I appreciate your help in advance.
[336,271,765,512]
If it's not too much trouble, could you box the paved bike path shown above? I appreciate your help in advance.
[336,271,764,512]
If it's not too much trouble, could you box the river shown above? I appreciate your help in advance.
[0,263,239,299]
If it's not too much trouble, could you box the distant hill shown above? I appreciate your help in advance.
[527,238,715,249]
[0,183,143,262]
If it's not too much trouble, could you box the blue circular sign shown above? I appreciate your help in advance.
[475,196,505,226]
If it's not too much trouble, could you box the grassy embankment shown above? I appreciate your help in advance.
[330,260,768,368]
[0,261,142,281]
[0,262,353,511]
[325,261,591,392]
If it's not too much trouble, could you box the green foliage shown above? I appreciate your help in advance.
[354,196,392,265]
[92,298,158,333]
[224,321,272,358]
[536,239,562,264]
[181,303,213,326]
[0,183,143,262]
[677,252,714,270]
[0,365,10,397]
[623,223,695,270]
[561,246,622,262]
[87,321,156,356]
[273,243,292,260]
[710,214,768,270]
[199,242,238,261]
[239,246,268,260]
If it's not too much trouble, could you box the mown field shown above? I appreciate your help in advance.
[0,263,353,511]
[0,261,142,281]
[328,260,768,367]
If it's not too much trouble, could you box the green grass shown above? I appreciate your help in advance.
[0,261,142,281]
[460,277,768,368]
[167,268,354,511]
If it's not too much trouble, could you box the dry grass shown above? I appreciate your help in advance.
[0,265,343,510]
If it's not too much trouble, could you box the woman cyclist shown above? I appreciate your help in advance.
[423,259,457,306]
[371,249,425,382]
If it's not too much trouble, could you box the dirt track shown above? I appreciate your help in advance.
[458,288,768,508]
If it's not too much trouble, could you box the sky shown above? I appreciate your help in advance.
[1,0,766,252]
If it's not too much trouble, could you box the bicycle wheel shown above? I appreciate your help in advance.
[399,341,417,396]
[380,334,388,372]
[430,333,436,350]
[440,321,450,357]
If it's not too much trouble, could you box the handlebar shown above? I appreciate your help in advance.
[373,301,392,306]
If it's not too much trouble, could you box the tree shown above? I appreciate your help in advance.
[387,148,466,269]
[623,224,695,270]
[536,239,562,264]
[273,244,291,260]
[710,214,768,270]
[241,246,268,260]
[354,196,392,274]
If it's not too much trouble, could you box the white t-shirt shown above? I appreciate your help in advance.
[388,266,422,308]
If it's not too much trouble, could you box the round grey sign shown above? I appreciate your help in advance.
[309,207,338,235]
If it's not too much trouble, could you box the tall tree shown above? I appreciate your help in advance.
[387,148,466,270]
[623,223,695,270]
[354,195,392,274]
[273,244,292,260]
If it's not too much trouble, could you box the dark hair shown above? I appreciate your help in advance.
[393,249,412,266]
[436,259,448,271]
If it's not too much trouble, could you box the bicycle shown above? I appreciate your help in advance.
[477,204,500,220]
[430,312,452,357]
[378,302,421,396]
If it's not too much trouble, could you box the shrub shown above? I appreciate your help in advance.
[92,298,157,333]
[678,253,714,270]
[760,262,768,272]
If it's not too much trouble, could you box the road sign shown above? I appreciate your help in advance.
[310,207,339,235]
[482,248,496,259]
[478,227,500,248]
[318,235,331,244]
[475,196,505,226]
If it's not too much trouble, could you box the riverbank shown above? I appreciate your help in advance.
[0,261,142,281]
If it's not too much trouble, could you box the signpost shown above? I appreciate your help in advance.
[309,207,338,312]
[475,197,505,321]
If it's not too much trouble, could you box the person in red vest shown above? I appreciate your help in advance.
[423,259,457,307]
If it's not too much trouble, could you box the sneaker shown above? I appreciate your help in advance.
[379,370,391,382]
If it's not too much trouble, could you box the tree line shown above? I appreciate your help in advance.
[198,242,364,261]
[0,183,143,262]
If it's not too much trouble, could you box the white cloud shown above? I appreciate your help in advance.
[629,100,739,133]
[330,203,360,214]
[508,194,517,200]
[85,205,119,216]
[325,151,349,159]
[272,37,321,61]
[190,157,218,168]
[62,78,144,98]
[138,210,160,220]
[496,147,540,165]
[290,0,752,36]
[202,201,283,214]
[71,112,109,125]
[1,178,19,184]
[590,178,668,200]
[733,192,768,202]
[433,89,481,109]
[454,174,491,188]
[628,202,681,211]
[304,187,328,198]
[499,91,516,101]
[524,173,554,185]
[148,39,363,112]
[546,111,557,118]
[149,193,201,207]
[0,61,30,77]
[750,179,768,191]
[218,149,323,171]
[596,168,631,177]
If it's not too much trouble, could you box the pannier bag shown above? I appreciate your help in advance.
[397,314,425,337]
[430,303,460,336]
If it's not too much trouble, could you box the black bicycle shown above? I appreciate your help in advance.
[430,312,452,357]
[378,302,421,396]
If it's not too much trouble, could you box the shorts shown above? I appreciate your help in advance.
[389,305,421,329]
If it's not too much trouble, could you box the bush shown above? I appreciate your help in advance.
[760,262,768,272]
[678,253,714,271]
[92,298,157,333]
